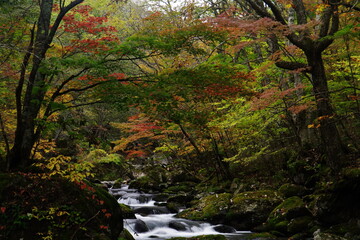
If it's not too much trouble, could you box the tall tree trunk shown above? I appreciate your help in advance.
[7,0,84,170]
[306,50,344,170]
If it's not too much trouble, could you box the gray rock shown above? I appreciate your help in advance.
[134,219,149,233]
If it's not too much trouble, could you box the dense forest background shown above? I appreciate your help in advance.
[0,0,359,239]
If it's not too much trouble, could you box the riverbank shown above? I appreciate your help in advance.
[116,163,360,240]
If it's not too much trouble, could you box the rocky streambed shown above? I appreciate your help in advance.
[105,167,360,240]
[108,183,253,240]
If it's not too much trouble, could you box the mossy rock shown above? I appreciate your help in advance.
[328,220,360,239]
[289,232,312,240]
[128,176,159,192]
[113,178,123,188]
[176,193,232,223]
[342,167,360,179]
[243,232,278,239]
[226,190,282,230]
[273,220,289,233]
[169,235,227,240]
[313,231,349,240]
[164,183,194,194]
[119,204,135,219]
[170,172,200,184]
[278,183,307,198]
[287,216,312,234]
[267,196,309,225]
[142,165,168,184]
[0,173,123,240]
[118,228,135,240]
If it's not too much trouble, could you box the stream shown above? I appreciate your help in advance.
[108,183,252,240]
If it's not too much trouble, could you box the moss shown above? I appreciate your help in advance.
[164,184,193,193]
[267,196,305,225]
[226,190,282,229]
[243,232,278,239]
[288,232,311,240]
[287,216,312,233]
[328,221,360,236]
[231,190,281,203]
[176,193,232,222]
[278,183,306,198]
[119,204,135,219]
[118,228,135,240]
[342,167,360,179]
[274,220,289,233]
[113,178,123,188]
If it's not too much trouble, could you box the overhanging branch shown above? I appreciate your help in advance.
[275,61,310,72]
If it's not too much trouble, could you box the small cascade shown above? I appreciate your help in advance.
[108,184,251,240]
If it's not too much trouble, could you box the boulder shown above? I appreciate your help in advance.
[287,216,313,234]
[0,173,123,240]
[134,219,149,233]
[119,203,136,219]
[169,220,187,231]
[314,230,349,240]
[167,194,194,212]
[309,167,360,225]
[176,193,232,223]
[213,224,236,233]
[243,232,279,239]
[266,196,312,234]
[278,183,307,198]
[227,190,282,230]
[133,206,169,215]
[118,228,136,240]
[129,176,160,192]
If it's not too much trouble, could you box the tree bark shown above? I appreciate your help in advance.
[305,49,344,170]
[7,0,84,170]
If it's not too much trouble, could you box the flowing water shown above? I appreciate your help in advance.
[108,183,252,240]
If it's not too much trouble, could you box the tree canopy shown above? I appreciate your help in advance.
[0,0,358,175]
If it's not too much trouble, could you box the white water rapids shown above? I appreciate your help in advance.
[108,183,252,240]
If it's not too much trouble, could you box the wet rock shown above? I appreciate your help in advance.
[153,193,170,202]
[167,194,194,212]
[168,194,194,205]
[213,224,236,233]
[134,206,169,215]
[169,220,187,231]
[134,219,149,233]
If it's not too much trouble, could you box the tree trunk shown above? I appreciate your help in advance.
[7,0,84,170]
[306,49,344,171]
